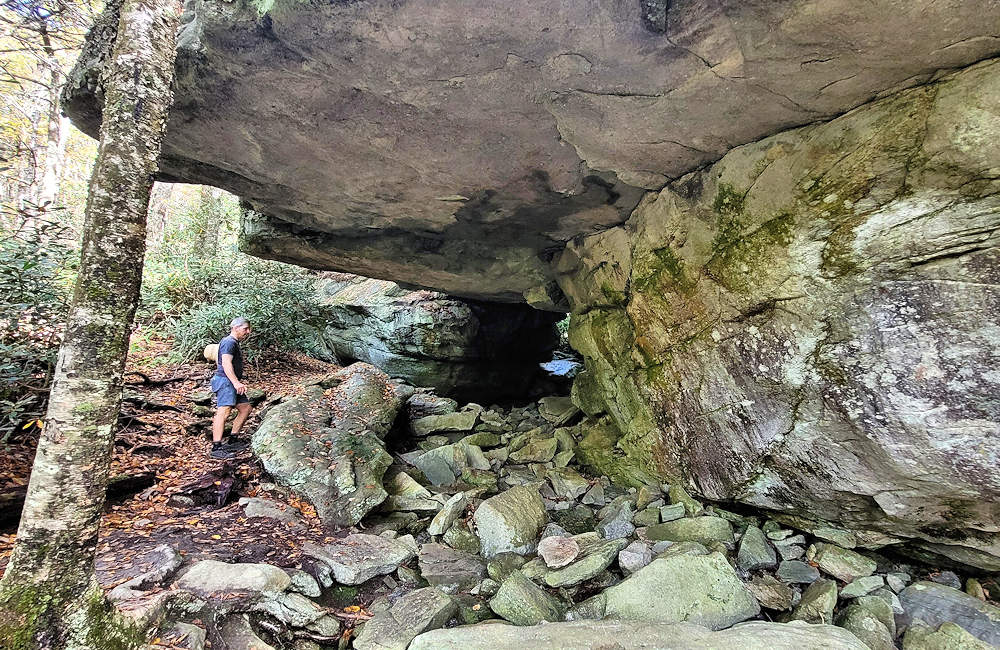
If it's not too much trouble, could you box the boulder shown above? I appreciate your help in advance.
[427,492,468,536]
[251,364,405,527]
[788,578,837,625]
[646,516,734,546]
[903,621,995,650]
[410,620,869,649]
[618,540,653,574]
[412,409,480,437]
[473,485,548,557]
[544,538,628,588]
[736,526,777,571]
[602,552,759,629]
[176,560,291,597]
[899,581,1000,646]
[488,570,563,626]
[301,534,417,585]
[813,544,877,583]
[557,59,1000,569]
[353,587,456,650]
[418,543,486,592]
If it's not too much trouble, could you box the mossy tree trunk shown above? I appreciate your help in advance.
[0,1,180,648]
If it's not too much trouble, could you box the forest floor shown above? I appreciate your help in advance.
[0,334,344,590]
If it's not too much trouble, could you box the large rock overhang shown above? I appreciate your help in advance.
[63,0,1000,306]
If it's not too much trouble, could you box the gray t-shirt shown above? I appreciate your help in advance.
[215,335,244,380]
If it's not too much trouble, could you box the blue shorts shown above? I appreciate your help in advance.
[211,374,249,408]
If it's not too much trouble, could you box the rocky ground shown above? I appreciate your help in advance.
[78,361,1000,650]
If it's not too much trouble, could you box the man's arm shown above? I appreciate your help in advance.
[221,354,246,394]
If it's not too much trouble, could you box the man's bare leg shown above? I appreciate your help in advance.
[212,406,231,443]
[231,402,252,437]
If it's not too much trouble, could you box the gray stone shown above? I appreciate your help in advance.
[887,572,911,593]
[537,535,580,569]
[218,614,276,650]
[251,365,404,527]
[488,570,563,626]
[418,543,486,592]
[546,467,589,500]
[899,581,1000,646]
[633,507,661,527]
[486,553,529,582]
[737,526,777,571]
[813,544,877,582]
[789,578,837,625]
[108,544,184,601]
[301,534,417,585]
[538,396,580,426]
[545,538,628,588]
[473,485,548,557]
[667,485,704,516]
[413,442,488,486]
[603,552,759,629]
[541,522,570,539]
[746,574,795,612]
[385,471,432,499]
[443,523,481,554]
[930,570,963,590]
[163,622,206,650]
[240,498,303,525]
[582,482,606,506]
[647,516,734,546]
[353,586,456,650]
[659,502,686,522]
[408,393,458,418]
[777,560,820,584]
[836,600,895,650]
[410,620,869,649]
[597,500,635,540]
[176,560,291,596]
[286,569,321,598]
[412,409,480,437]
[427,492,467,536]
[509,437,557,463]
[618,540,653,575]
[460,432,501,448]
[841,575,885,599]
[903,621,995,650]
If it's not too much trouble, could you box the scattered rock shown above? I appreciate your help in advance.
[353,587,457,650]
[418,543,486,592]
[597,500,635,539]
[602,552,759,629]
[618,540,653,574]
[929,570,963,590]
[777,560,820,584]
[899,581,1000,646]
[412,409,480,436]
[581,483,606,506]
[812,543,877,582]
[411,620,869,649]
[488,570,563,625]
[427,492,467,536]
[841,575,885,599]
[647,516,734,546]
[836,598,895,650]
[666,484,704,516]
[301,534,417,585]
[537,535,580,568]
[407,393,458,418]
[509,437,557,463]
[544,538,628,587]
[175,560,291,596]
[546,467,589,500]
[903,621,995,650]
[659,502,686,522]
[473,485,548,557]
[538,396,580,426]
[746,573,795,611]
[737,526,777,571]
[219,614,276,650]
[789,578,837,624]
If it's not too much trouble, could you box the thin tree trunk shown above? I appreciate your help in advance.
[38,30,67,209]
[198,185,222,259]
[0,1,180,648]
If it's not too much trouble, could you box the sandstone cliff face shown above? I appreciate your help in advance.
[557,60,1000,569]
[63,0,1000,305]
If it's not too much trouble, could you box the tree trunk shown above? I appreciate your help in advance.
[198,185,222,259]
[0,1,180,648]
[38,31,68,210]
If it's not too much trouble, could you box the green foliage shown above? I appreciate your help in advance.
[0,211,73,441]
[161,255,329,363]
[138,188,329,363]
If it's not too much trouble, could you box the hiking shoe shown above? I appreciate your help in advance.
[210,445,237,460]
[220,438,249,452]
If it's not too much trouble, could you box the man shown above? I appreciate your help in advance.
[209,316,253,459]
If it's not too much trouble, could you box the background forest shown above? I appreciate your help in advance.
[0,0,326,442]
